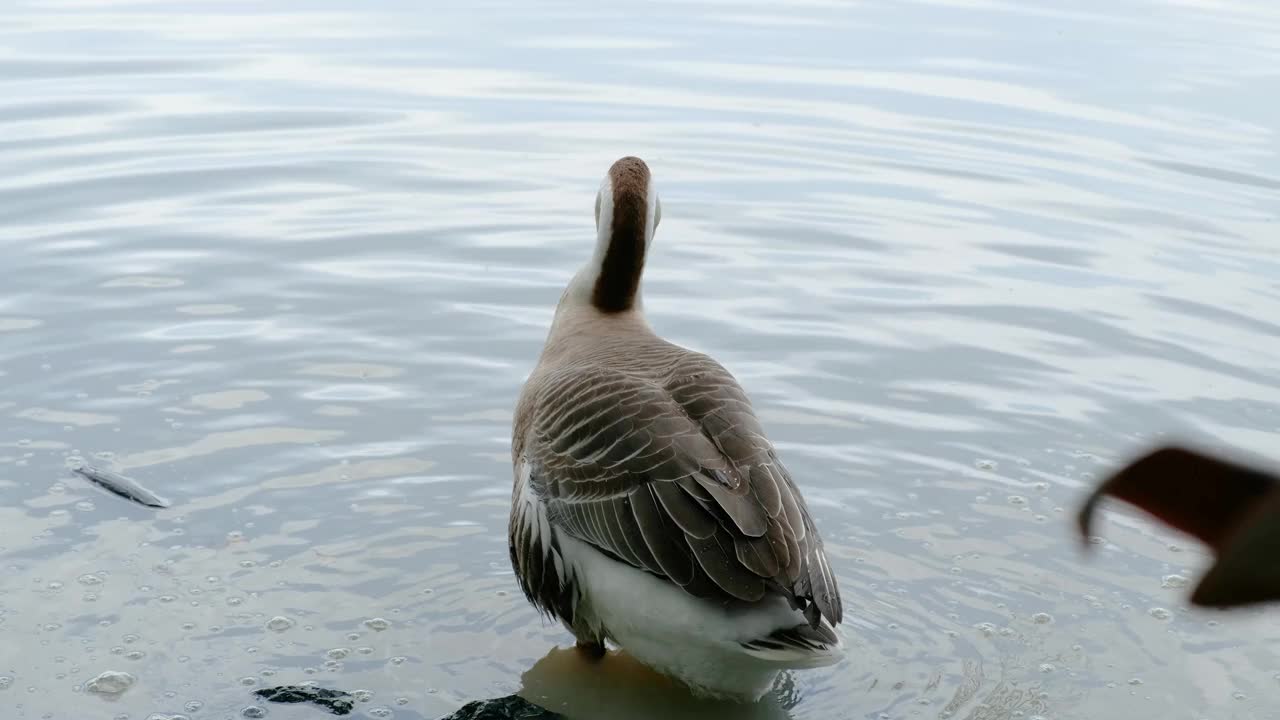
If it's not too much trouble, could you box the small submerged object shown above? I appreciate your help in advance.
[72,462,171,508]
[1078,444,1280,609]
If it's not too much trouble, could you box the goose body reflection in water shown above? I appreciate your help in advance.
[516,645,798,720]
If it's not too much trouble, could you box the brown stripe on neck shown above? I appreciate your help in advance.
[592,157,651,314]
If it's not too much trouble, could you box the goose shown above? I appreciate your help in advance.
[508,156,844,701]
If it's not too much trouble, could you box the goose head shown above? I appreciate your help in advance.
[563,156,662,315]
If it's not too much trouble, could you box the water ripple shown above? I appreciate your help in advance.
[2,1,1278,718]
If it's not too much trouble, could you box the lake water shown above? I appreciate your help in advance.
[3,1,1279,718]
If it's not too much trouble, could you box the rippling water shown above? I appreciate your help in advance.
[3,1,1280,718]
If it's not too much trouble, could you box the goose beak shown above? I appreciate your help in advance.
[1078,445,1280,608]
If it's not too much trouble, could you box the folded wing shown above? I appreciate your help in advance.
[520,356,842,628]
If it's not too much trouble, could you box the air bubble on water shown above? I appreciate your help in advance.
[1233,692,1247,701]
[76,501,95,512]
[1007,496,1026,506]
[238,676,257,686]
[159,595,177,603]
[241,706,267,719]
[1031,613,1053,624]
[396,697,409,705]
[124,651,145,661]
[1128,678,1143,686]
[123,634,140,644]
[1033,482,1049,492]
[975,459,997,471]
[357,647,374,655]
[346,632,361,642]
[78,574,103,586]
[1161,575,1188,589]
[303,667,318,675]
[0,677,12,690]
[184,700,203,712]
[1148,607,1171,620]
[86,671,135,695]
[368,708,393,718]
[975,622,997,637]
[265,616,294,632]
[1039,663,1055,673]
[227,597,243,606]
[326,648,350,660]
[363,618,390,632]
[389,656,407,666]
[239,561,256,568]
[352,689,373,702]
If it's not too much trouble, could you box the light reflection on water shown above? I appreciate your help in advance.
[2,0,1279,718]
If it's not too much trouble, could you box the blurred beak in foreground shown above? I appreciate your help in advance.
[1078,445,1280,609]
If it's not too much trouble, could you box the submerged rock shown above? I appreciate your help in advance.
[86,670,136,696]
[255,685,561,719]
[438,694,563,719]
[255,685,355,716]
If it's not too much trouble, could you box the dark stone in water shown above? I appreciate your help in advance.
[438,694,563,720]
[255,685,355,716]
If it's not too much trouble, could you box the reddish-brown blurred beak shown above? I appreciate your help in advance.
[1078,446,1280,609]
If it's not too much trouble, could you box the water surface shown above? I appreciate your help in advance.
[2,1,1279,718]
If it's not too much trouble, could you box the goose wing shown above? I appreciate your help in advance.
[517,357,842,628]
